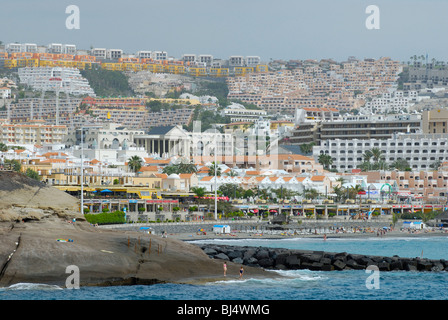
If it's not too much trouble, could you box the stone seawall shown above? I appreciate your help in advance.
[197,244,448,272]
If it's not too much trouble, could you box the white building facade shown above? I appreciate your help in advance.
[314,133,448,172]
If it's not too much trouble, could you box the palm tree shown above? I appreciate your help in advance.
[208,161,221,176]
[127,155,143,174]
[370,147,383,163]
[332,185,346,203]
[303,188,319,200]
[191,186,206,198]
[0,142,7,152]
[300,142,314,155]
[177,162,197,174]
[318,154,333,170]
[336,176,346,186]
[362,150,373,162]
[430,160,441,171]
[348,184,364,200]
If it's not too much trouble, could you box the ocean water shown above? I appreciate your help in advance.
[2,236,448,301]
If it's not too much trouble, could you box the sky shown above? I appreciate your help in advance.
[1,0,448,63]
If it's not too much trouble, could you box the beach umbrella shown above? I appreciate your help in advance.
[101,189,112,193]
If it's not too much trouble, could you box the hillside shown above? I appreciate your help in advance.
[0,171,80,221]
[80,68,134,97]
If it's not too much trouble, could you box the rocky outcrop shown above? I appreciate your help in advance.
[198,244,448,272]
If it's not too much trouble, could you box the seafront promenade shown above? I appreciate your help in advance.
[99,216,400,239]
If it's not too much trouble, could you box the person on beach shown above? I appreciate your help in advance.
[239,266,244,279]
[223,262,227,277]
[323,234,327,241]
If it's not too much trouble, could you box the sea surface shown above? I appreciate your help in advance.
[2,235,448,301]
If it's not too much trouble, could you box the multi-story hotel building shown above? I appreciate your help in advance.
[0,119,67,145]
[290,114,422,146]
[18,67,95,96]
[314,132,448,172]
[422,108,448,134]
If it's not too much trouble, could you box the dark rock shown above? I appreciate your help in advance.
[243,248,257,261]
[258,258,274,268]
[319,257,332,265]
[214,253,229,261]
[310,262,324,270]
[255,249,270,260]
[357,257,373,266]
[431,262,444,272]
[346,259,364,270]
[276,264,287,270]
[232,257,244,264]
[417,260,433,271]
[377,262,390,271]
[203,248,217,256]
[246,257,258,265]
[333,259,346,270]
[275,253,290,266]
[227,250,243,260]
[322,264,334,271]
[334,252,348,262]
[390,260,403,270]
[285,255,301,268]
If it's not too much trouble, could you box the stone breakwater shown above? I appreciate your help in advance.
[197,244,448,272]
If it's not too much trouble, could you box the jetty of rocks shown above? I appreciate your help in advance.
[197,244,448,272]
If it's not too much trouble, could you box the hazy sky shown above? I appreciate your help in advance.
[1,0,448,62]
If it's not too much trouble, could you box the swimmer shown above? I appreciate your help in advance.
[239,266,244,279]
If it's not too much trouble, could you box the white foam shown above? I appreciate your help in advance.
[1,283,63,291]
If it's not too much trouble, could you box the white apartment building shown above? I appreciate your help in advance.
[6,43,37,53]
[246,56,261,66]
[137,51,152,59]
[198,55,213,65]
[91,48,107,60]
[361,91,418,114]
[63,44,77,55]
[47,43,63,54]
[107,49,123,60]
[151,51,168,61]
[314,133,448,172]
[5,43,22,53]
[229,56,245,67]
[18,67,95,96]
[0,87,11,99]
[182,54,196,63]
[221,103,267,122]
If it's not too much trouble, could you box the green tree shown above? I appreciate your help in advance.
[332,185,346,203]
[25,168,40,181]
[0,143,7,152]
[219,183,242,198]
[5,159,21,172]
[318,154,333,170]
[300,142,314,155]
[390,158,411,171]
[303,188,319,200]
[348,184,364,200]
[191,186,206,198]
[208,162,222,176]
[127,155,143,174]
[370,147,383,163]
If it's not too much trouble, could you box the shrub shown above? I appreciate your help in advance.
[84,210,126,225]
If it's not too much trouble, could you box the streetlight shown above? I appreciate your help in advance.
[214,133,218,221]
[79,127,84,215]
